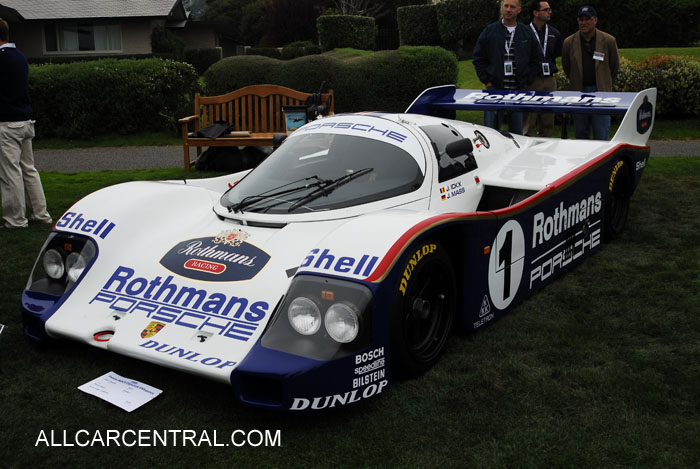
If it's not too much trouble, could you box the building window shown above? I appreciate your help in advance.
[44,23,122,53]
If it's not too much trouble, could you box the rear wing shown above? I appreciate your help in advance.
[405,86,657,146]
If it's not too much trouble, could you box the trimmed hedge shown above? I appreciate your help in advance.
[397,5,441,46]
[184,48,222,75]
[615,56,700,116]
[246,44,323,60]
[436,0,499,47]
[203,46,458,113]
[555,55,700,117]
[29,58,199,139]
[317,15,376,51]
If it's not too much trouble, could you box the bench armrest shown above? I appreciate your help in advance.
[178,115,198,124]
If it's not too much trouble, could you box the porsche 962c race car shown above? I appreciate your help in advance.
[22,86,657,411]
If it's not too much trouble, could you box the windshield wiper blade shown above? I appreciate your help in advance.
[227,175,330,213]
[287,167,373,212]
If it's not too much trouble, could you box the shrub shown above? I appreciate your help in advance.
[203,47,458,113]
[184,48,222,75]
[397,4,441,46]
[203,55,279,95]
[150,26,185,60]
[317,15,376,51]
[246,47,283,59]
[556,55,700,117]
[435,0,471,45]
[614,55,700,117]
[29,58,199,139]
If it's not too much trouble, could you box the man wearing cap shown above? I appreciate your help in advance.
[473,0,543,135]
[523,1,562,137]
[562,6,620,140]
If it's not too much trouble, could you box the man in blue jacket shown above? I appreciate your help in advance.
[0,18,51,229]
[473,0,543,134]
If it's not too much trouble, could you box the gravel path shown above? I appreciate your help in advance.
[33,140,700,173]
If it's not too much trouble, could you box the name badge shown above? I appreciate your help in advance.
[593,51,605,61]
[542,62,550,76]
[504,61,514,76]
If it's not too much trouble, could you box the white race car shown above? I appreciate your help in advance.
[22,86,656,411]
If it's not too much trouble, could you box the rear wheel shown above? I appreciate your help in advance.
[604,159,631,241]
[390,241,456,377]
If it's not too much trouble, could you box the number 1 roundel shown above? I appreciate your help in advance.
[488,219,525,310]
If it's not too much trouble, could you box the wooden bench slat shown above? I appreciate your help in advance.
[180,85,334,172]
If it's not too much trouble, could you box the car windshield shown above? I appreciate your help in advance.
[220,133,424,214]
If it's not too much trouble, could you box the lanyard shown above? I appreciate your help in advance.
[503,21,516,55]
[530,23,549,57]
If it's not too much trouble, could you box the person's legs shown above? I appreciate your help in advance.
[591,114,611,140]
[572,113,591,139]
[484,111,498,130]
[19,123,51,222]
[0,122,29,228]
[507,111,523,135]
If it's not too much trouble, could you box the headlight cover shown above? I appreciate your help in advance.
[324,303,360,343]
[262,275,374,361]
[27,233,98,296]
[288,297,322,335]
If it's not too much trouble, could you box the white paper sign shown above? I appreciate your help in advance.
[78,372,162,412]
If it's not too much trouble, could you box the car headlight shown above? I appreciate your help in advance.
[288,297,322,335]
[325,303,359,343]
[27,233,98,296]
[65,251,88,283]
[263,275,373,361]
[43,249,65,279]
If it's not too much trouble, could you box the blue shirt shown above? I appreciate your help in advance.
[0,43,32,122]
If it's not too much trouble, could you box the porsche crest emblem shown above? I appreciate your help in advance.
[141,321,165,339]
[214,229,249,247]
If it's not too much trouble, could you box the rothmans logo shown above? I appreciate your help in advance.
[159,231,270,282]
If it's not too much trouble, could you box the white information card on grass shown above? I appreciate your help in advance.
[79,372,162,412]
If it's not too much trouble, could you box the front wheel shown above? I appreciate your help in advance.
[604,159,632,241]
[390,241,456,378]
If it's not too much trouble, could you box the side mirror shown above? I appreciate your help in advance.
[445,138,473,158]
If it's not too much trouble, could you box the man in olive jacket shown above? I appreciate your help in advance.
[562,6,620,139]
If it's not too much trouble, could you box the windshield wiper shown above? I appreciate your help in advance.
[287,168,373,212]
[227,175,330,213]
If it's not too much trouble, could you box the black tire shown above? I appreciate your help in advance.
[604,159,632,241]
[390,241,456,378]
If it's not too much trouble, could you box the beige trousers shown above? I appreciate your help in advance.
[0,121,51,227]
[524,75,558,137]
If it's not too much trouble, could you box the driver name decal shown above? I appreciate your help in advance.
[160,230,270,282]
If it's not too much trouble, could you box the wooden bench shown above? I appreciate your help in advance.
[178,84,334,172]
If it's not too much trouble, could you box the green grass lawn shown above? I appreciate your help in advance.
[0,157,699,466]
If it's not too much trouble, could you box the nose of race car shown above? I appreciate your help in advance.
[37,217,353,384]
